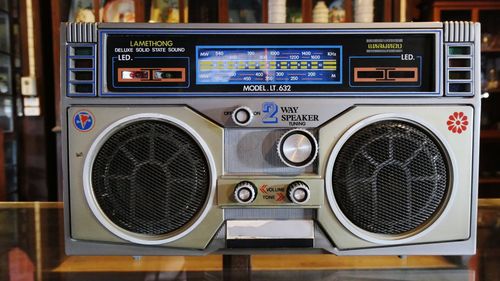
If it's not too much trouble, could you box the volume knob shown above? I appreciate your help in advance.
[287,181,310,204]
[277,129,318,168]
[233,181,257,204]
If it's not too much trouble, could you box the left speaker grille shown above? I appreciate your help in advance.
[91,120,210,236]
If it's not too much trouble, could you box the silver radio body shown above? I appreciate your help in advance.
[62,22,480,255]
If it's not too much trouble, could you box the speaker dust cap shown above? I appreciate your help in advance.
[84,114,214,245]
[329,118,451,240]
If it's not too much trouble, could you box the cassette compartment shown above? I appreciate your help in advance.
[118,67,186,83]
[111,57,190,90]
[350,56,421,87]
[354,67,418,82]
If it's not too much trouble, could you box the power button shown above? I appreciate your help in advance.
[231,106,253,126]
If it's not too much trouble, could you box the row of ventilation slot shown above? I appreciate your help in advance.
[67,45,95,96]
[446,44,473,96]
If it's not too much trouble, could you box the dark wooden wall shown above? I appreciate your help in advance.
[18,0,58,201]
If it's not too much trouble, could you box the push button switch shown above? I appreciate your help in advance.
[232,106,253,126]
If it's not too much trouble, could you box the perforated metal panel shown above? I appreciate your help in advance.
[332,120,450,235]
[91,119,210,236]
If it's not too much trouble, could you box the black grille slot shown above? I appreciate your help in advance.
[91,120,210,236]
[72,46,93,56]
[73,84,93,93]
[332,120,449,235]
[72,71,93,81]
[73,59,93,68]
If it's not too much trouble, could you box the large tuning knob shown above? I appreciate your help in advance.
[277,129,318,168]
[233,181,257,204]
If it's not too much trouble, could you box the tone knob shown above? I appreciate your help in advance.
[277,129,318,168]
[233,181,257,204]
[231,106,253,126]
[287,181,310,204]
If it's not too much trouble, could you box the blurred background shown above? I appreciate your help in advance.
[0,0,499,202]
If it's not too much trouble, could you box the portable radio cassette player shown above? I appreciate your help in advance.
[62,22,480,255]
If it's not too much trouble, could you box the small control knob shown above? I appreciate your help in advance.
[287,181,310,204]
[233,181,257,204]
[231,106,253,126]
[277,129,318,168]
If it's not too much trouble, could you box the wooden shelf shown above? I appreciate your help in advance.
[481,130,500,139]
[432,1,500,22]
[483,88,500,94]
[479,177,500,184]
[482,48,500,53]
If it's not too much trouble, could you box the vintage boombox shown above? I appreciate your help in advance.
[62,22,480,255]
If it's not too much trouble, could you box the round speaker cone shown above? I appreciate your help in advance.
[332,120,449,235]
[91,119,210,236]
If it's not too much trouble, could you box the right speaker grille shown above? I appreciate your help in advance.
[332,120,450,235]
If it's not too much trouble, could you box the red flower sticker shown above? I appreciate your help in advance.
[447,112,469,134]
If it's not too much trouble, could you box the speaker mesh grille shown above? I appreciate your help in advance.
[91,120,210,236]
[332,120,449,235]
